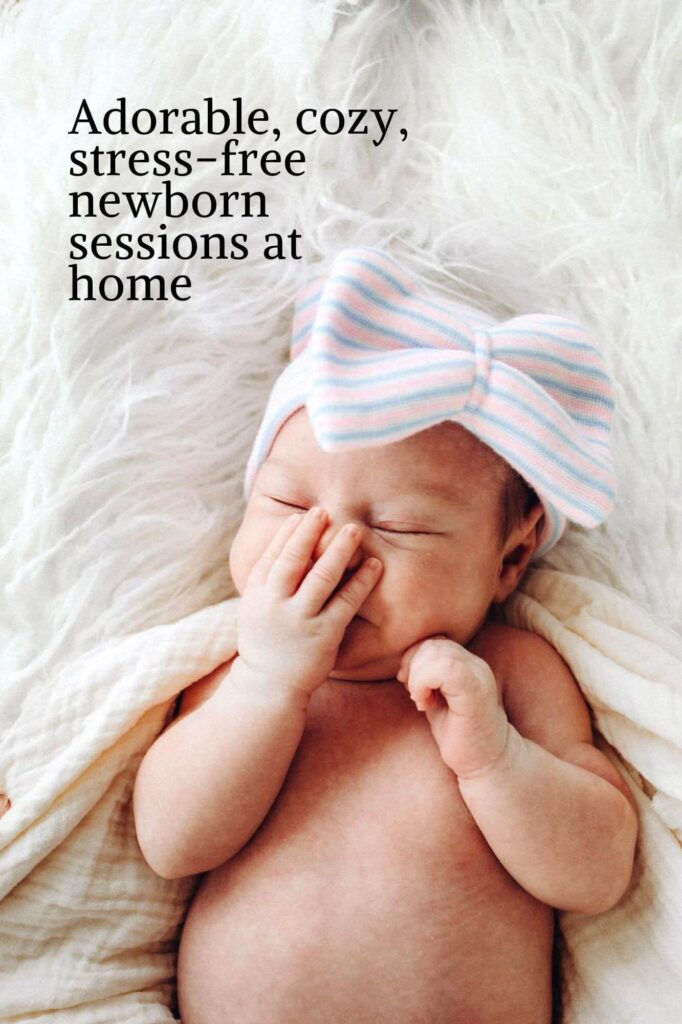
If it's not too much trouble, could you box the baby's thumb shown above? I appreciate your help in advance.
[396,642,422,682]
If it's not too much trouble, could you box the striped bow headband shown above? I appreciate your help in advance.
[244,246,615,557]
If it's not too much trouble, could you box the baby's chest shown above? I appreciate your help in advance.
[244,680,488,877]
[183,681,553,1024]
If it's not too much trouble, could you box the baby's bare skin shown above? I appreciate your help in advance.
[133,410,637,1024]
[177,655,554,1024]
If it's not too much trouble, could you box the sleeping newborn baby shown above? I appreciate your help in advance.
[133,247,638,1024]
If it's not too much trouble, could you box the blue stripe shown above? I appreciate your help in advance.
[477,431,610,521]
[295,322,422,354]
[315,379,613,501]
[318,293,475,349]
[293,258,599,368]
[315,411,446,444]
[525,370,615,411]
[295,287,323,313]
[474,406,615,500]
[311,323,432,354]
[313,353,611,444]
[341,253,495,325]
[310,382,471,413]
[304,348,611,456]
[490,368,613,469]
[311,359,471,388]
[293,316,611,410]
[309,349,452,369]
[337,249,495,321]
[492,362,611,439]
[511,323,597,353]
[333,258,493,325]
[316,374,610,463]
[495,346,611,383]
[338,256,494,323]
[295,317,611,411]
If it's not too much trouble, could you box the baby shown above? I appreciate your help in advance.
[133,248,638,1024]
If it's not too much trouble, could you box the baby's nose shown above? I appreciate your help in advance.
[312,520,364,570]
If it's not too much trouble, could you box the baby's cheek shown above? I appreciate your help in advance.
[426,572,490,638]
[228,521,259,594]
[228,543,246,595]
[388,563,441,618]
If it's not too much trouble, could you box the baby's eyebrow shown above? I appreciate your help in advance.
[396,481,471,505]
[260,459,469,505]
[256,459,299,479]
[376,485,475,522]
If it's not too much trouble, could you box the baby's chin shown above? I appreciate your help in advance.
[328,619,399,683]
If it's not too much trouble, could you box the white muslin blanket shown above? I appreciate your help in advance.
[1,569,681,1023]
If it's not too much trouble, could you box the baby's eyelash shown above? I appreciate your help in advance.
[268,496,308,511]
[267,497,435,535]
[374,525,432,536]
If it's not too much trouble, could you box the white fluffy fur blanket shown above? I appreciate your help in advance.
[1,0,681,1020]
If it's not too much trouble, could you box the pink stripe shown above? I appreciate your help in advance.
[316,366,472,405]
[312,347,462,376]
[319,301,472,352]
[493,352,612,400]
[460,413,612,522]
[484,377,614,487]
[494,336,610,379]
[498,315,593,343]
[331,263,478,349]
[312,392,460,436]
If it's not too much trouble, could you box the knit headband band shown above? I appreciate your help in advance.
[244,246,615,558]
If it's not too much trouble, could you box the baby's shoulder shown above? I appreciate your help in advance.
[468,621,557,681]
[470,622,593,751]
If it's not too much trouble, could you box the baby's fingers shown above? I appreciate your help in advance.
[397,635,450,684]
[296,522,364,611]
[246,513,302,587]
[267,507,328,595]
[408,681,443,714]
[323,557,383,627]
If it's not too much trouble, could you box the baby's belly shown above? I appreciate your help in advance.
[178,680,554,1024]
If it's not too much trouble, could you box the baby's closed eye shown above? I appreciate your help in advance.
[373,523,440,536]
[263,493,446,538]
[265,494,309,512]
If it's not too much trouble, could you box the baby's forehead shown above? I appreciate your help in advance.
[266,412,506,499]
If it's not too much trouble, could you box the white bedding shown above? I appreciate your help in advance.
[2,572,681,1021]
[0,599,237,1022]
[504,571,682,1022]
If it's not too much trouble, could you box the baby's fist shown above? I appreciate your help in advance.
[397,636,509,778]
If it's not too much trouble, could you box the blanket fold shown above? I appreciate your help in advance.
[2,570,681,1022]
[503,570,682,1023]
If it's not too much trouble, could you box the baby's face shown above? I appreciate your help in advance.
[230,409,519,682]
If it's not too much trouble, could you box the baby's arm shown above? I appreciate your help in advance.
[133,507,382,879]
[133,657,309,879]
[399,626,637,915]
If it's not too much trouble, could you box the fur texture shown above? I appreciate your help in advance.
[1,0,680,682]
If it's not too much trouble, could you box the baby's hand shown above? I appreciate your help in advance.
[398,636,509,778]
[236,507,382,701]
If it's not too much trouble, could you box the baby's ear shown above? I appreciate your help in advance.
[492,501,545,603]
